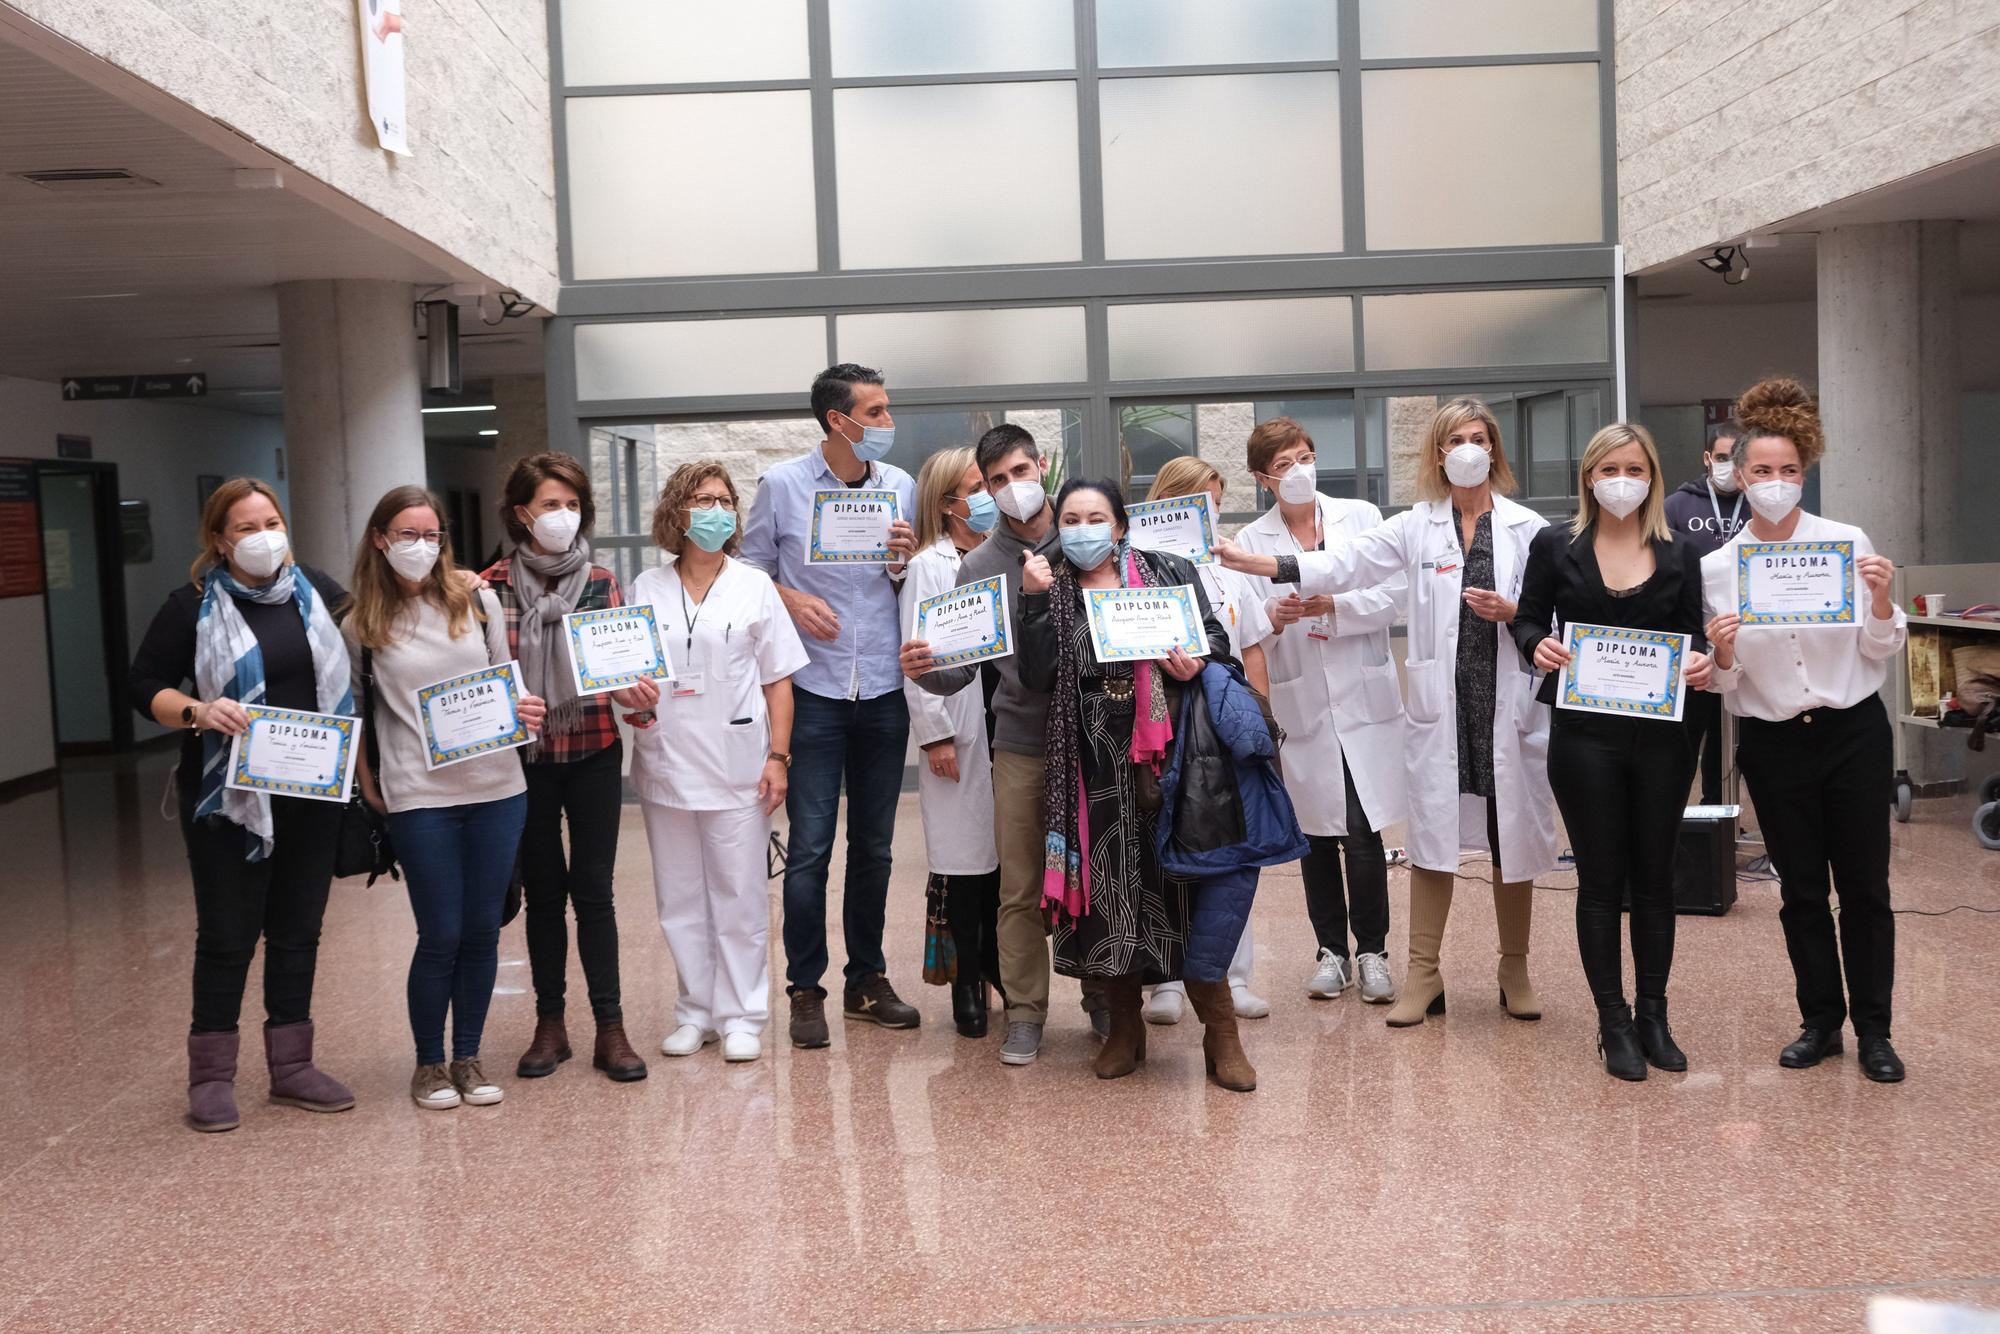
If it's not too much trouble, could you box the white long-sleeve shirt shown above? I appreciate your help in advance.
[1699,511,1907,722]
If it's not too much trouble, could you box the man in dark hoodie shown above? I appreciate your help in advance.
[1663,422,1748,803]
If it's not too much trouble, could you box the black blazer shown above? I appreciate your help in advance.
[1511,527,1706,706]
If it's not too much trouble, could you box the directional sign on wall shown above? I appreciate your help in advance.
[59,374,207,401]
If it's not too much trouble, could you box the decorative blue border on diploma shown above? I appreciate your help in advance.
[1736,540,1856,625]
[1558,624,1686,719]
[416,663,526,768]
[1125,494,1217,565]
[917,575,1010,669]
[565,605,670,694]
[227,707,357,800]
[1085,585,1204,662]
[808,489,899,564]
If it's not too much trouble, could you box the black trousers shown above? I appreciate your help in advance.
[521,739,625,1023]
[1737,695,1896,1038]
[1300,758,1389,959]
[1546,712,1693,1010]
[943,868,1002,990]
[181,793,342,1034]
[1684,688,1725,804]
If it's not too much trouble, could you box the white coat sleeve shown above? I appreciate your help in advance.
[1329,503,1402,637]
[1295,512,1412,599]
[898,558,960,749]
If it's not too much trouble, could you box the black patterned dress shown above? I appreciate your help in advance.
[1453,508,1499,798]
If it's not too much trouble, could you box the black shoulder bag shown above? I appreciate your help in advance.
[334,646,400,886]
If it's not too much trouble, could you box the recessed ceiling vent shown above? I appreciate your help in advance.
[15,168,160,192]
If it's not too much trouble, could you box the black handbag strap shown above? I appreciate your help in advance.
[361,645,382,779]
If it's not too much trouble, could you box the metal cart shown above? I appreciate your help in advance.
[1889,562,2000,846]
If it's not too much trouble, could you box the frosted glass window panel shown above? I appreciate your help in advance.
[1362,65,1603,250]
[1525,392,1571,496]
[1109,298,1354,381]
[560,0,808,87]
[1359,0,1597,59]
[1097,0,1337,67]
[1361,289,1608,371]
[829,0,1074,76]
[834,83,1081,269]
[1101,73,1340,260]
[836,307,1086,388]
[566,93,817,279]
[574,317,828,402]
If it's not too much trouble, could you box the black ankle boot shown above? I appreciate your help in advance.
[1597,1003,1647,1082]
[952,975,987,1038]
[1634,996,1687,1072]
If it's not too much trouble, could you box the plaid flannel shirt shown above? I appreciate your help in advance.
[482,557,624,764]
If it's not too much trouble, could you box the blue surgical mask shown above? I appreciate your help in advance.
[685,507,736,553]
[1060,523,1115,572]
[963,491,998,533]
[840,415,895,463]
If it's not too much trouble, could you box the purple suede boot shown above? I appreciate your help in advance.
[264,1020,356,1113]
[187,1031,241,1133]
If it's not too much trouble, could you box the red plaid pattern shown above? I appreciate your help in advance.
[482,558,625,764]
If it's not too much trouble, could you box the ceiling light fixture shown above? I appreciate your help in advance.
[1697,244,1750,286]
[478,429,500,437]
[420,404,496,414]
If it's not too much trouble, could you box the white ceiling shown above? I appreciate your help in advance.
[0,35,542,414]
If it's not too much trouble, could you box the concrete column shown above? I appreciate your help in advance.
[487,373,550,515]
[277,280,426,572]
[1816,222,1959,564]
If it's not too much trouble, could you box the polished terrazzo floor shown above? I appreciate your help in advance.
[2,751,1997,1332]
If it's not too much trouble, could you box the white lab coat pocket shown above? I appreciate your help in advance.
[1358,660,1405,725]
[719,717,768,796]
[1269,673,1313,740]
[1404,658,1444,724]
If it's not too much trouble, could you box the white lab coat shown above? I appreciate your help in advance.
[1292,495,1557,882]
[899,539,998,876]
[1237,496,1409,838]
[1193,561,1275,661]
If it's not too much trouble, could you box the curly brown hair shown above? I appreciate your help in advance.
[650,461,741,557]
[1731,377,1824,469]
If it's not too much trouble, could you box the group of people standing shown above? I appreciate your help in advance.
[130,365,1910,1132]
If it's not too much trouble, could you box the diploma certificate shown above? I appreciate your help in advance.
[1084,584,1208,664]
[1556,623,1688,722]
[1736,540,1856,625]
[808,490,900,564]
[1125,494,1217,565]
[565,605,674,696]
[915,576,1011,670]
[226,706,360,803]
[415,661,530,770]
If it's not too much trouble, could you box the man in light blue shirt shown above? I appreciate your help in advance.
[740,363,922,1049]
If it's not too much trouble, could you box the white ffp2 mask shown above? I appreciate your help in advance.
[1443,443,1491,488]
[1591,476,1650,521]
[231,530,290,580]
[1745,479,1803,524]
[994,478,1046,523]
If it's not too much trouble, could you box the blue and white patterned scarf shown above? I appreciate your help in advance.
[192,564,353,860]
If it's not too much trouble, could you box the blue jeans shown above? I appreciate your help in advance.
[782,688,909,992]
[388,793,528,1065]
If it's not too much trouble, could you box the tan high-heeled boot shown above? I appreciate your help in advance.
[1092,975,1146,1079]
[1493,877,1542,1020]
[1385,867,1454,1027]
[1183,980,1255,1092]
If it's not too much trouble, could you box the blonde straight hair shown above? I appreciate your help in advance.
[345,484,482,650]
[1147,454,1223,503]
[189,477,291,586]
[1570,422,1673,542]
[913,446,978,552]
[1415,397,1519,502]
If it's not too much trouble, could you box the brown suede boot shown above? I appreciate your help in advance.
[1386,868,1454,1027]
[592,1019,648,1082]
[516,1014,571,1079]
[1185,980,1256,1092]
[1493,878,1542,1020]
[1091,976,1146,1080]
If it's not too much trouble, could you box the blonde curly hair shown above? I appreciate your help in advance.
[1731,377,1824,470]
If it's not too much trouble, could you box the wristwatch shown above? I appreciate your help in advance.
[181,703,201,733]
[768,750,793,769]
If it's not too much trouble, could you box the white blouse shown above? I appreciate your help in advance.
[1699,511,1907,722]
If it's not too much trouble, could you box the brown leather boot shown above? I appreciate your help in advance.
[592,1019,648,1082]
[1091,975,1146,1080]
[515,1014,571,1079]
[1185,980,1256,1092]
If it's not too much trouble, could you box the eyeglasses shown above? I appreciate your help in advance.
[387,528,448,545]
[687,496,737,512]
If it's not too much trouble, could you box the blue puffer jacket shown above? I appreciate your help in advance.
[1156,661,1310,876]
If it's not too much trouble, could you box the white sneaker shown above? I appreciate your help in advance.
[1356,951,1398,1004]
[660,1024,719,1057]
[1143,986,1186,1026]
[1306,948,1353,999]
[721,1033,762,1063]
[1231,984,1271,1019]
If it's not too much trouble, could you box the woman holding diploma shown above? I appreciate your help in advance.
[629,463,808,1064]
[1020,479,1245,1087]
[1214,398,1557,1030]
[1139,456,1273,1026]
[1511,424,1711,1081]
[347,485,547,1111]
[1701,379,1908,1083]
[483,453,647,1085]
[900,447,1005,1039]
[129,478,357,1132]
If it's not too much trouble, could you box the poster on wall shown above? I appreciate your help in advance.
[0,461,44,600]
[357,0,410,156]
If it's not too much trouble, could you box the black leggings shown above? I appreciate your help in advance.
[944,869,1002,991]
[1546,713,1694,1010]
[521,740,625,1023]
[1300,758,1388,959]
